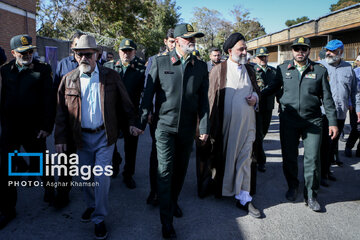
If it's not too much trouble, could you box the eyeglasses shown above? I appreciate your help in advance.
[293,46,309,52]
[75,52,95,59]
[20,50,33,55]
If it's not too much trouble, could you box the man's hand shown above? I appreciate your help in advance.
[37,130,50,139]
[199,134,209,143]
[357,112,360,123]
[329,126,339,140]
[56,144,67,153]
[147,113,153,124]
[246,94,257,106]
[129,126,144,136]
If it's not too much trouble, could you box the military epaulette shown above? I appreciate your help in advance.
[319,64,325,68]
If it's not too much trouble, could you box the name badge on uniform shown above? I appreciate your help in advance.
[285,72,292,79]
[305,73,316,79]
[164,71,174,74]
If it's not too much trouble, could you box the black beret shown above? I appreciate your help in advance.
[223,33,245,54]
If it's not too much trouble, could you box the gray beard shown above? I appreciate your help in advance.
[17,55,33,66]
[79,64,92,73]
[232,53,247,65]
[180,44,195,54]
[325,55,341,65]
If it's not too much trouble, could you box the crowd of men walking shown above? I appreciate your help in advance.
[1,23,360,240]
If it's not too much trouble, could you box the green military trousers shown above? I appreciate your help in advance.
[280,113,322,199]
[155,128,195,224]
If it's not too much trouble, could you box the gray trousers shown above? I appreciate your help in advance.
[77,130,115,224]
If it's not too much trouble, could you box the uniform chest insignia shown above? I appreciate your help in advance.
[287,64,292,69]
[305,73,316,79]
[171,57,176,63]
[256,67,260,71]
[285,72,292,79]
[164,71,174,74]
[116,60,121,65]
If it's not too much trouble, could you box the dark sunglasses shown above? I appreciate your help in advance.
[75,52,95,58]
[293,46,309,52]
[20,50,34,55]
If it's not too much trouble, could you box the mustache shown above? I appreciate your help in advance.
[80,61,90,65]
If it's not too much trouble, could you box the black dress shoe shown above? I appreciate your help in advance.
[146,191,159,206]
[356,149,360,158]
[162,223,176,239]
[320,178,329,187]
[44,188,55,203]
[111,151,122,178]
[335,160,343,167]
[173,203,183,218]
[344,148,352,157]
[305,198,321,212]
[95,221,108,240]
[0,211,16,230]
[257,164,266,172]
[328,172,337,181]
[123,176,136,189]
[54,192,70,209]
[236,201,261,218]
[81,207,95,223]
[285,188,298,202]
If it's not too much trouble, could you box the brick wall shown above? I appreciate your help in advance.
[289,21,316,39]
[0,0,36,62]
[318,7,360,33]
[4,0,36,12]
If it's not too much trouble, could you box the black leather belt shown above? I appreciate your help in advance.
[81,124,105,133]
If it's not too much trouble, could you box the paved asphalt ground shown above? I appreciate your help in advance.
[1,109,360,240]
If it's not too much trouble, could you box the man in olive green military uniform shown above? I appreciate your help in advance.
[140,23,209,238]
[253,47,277,172]
[262,37,338,212]
[104,39,145,189]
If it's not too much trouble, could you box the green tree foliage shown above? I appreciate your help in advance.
[190,5,266,60]
[191,7,223,50]
[285,16,310,27]
[330,0,360,11]
[36,0,180,57]
[231,5,266,41]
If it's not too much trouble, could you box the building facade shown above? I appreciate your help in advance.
[0,0,36,60]
[247,4,360,65]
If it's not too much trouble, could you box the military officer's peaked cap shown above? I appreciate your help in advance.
[120,38,137,50]
[255,47,269,57]
[10,34,37,53]
[174,23,204,39]
[291,37,311,48]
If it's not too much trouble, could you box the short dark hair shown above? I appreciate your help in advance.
[209,47,221,53]
[107,52,114,56]
[70,31,84,43]
[165,28,174,39]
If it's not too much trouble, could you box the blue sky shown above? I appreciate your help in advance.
[175,0,339,34]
